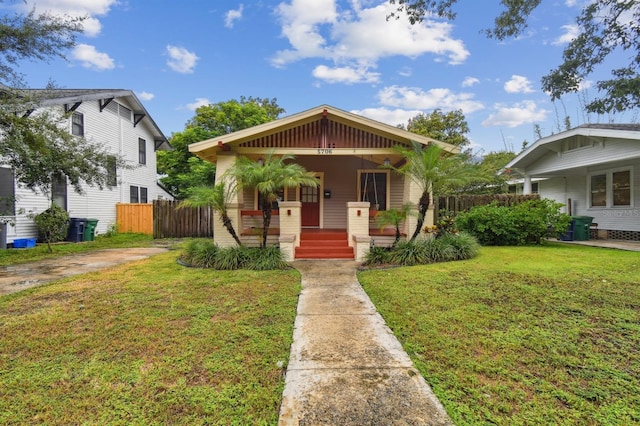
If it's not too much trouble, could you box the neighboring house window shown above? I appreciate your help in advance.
[613,170,631,206]
[138,138,146,165]
[508,182,539,194]
[357,170,389,211]
[71,112,84,136]
[130,186,148,203]
[589,169,632,208]
[0,167,15,216]
[107,156,117,187]
[130,186,139,203]
[51,173,67,210]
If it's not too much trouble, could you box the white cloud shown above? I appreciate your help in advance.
[462,77,479,87]
[552,24,579,45]
[398,67,412,77]
[24,0,118,37]
[137,91,155,101]
[376,85,484,114]
[71,44,114,70]
[504,75,534,94]
[166,45,199,74]
[271,1,468,73]
[482,101,548,128]
[351,107,421,128]
[225,4,244,28]
[312,64,380,84]
[186,97,210,111]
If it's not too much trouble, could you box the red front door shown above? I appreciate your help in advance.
[301,185,320,227]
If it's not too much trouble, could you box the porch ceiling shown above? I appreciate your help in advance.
[189,104,457,163]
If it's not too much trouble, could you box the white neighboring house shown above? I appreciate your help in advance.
[0,89,173,245]
[504,124,640,240]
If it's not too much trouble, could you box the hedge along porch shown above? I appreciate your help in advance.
[188,105,457,261]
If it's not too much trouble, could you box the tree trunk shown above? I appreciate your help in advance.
[221,214,242,246]
[261,201,272,249]
[410,192,430,242]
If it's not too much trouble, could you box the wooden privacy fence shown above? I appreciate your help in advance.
[435,194,540,219]
[116,201,214,238]
[153,200,213,239]
[116,203,153,235]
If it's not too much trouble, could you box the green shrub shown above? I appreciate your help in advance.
[456,199,571,246]
[33,204,69,252]
[363,233,480,267]
[180,240,289,270]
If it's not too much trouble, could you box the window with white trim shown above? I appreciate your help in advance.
[138,138,146,165]
[71,112,84,136]
[589,168,632,208]
[130,186,148,203]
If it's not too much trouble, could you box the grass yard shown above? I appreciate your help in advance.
[359,243,640,425]
[0,249,300,425]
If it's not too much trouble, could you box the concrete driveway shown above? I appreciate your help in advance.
[0,247,168,296]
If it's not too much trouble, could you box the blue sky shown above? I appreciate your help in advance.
[9,0,639,154]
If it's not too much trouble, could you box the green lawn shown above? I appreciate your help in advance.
[0,249,300,425]
[358,243,640,425]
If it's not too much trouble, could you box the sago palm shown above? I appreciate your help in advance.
[231,152,318,248]
[179,182,242,246]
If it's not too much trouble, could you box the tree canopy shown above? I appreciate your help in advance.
[158,97,285,198]
[388,0,640,114]
[0,6,131,196]
[405,109,470,148]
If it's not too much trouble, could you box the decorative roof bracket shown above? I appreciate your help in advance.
[64,102,82,113]
[133,113,145,127]
[99,98,114,112]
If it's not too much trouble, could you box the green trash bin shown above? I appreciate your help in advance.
[83,218,99,242]
[571,216,593,241]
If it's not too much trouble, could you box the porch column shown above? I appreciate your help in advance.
[214,152,242,248]
[523,175,533,195]
[279,201,301,260]
[347,202,371,262]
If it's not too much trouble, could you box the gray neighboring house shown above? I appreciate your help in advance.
[504,124,640,240]
[0,89,173,244]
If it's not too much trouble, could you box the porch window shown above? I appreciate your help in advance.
[357,170,389,211]
[589,169,632,208]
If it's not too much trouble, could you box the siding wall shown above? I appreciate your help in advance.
[7,97,170,243]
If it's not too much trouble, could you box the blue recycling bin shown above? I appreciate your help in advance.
[67,218,87,242]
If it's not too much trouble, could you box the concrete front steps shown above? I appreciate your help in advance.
[295,230,354,259]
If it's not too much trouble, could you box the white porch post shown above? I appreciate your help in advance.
[347,201,371,262]
[278,201,301,261]
[214,152,242,248]
[523,175,533,195]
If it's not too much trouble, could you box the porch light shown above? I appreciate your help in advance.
[384,157,390,166]
[257,157,264,166]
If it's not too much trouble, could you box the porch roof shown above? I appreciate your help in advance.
[189,104,458,163]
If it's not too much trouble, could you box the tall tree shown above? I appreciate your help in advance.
[460,150,517,194]
[0,6,134,196]
[158,97,285,198]
[388,0,640,114]
[230,152,318,249]
[391,142,484,241]
[405,109,470,148]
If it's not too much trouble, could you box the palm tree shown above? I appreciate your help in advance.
[374,203,415,246]
[392,142,483,242]
[231,152,318,248]
[179,182,242,246]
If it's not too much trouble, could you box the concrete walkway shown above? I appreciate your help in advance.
[279,260,453,425]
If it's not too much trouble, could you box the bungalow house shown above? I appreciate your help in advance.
[189,104,457,261]
[503,124,640,240]
[0,89,173,246]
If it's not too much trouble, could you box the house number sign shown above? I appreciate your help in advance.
[317,148,333,154]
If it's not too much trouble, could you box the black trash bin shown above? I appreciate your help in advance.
[67,218,87,242]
